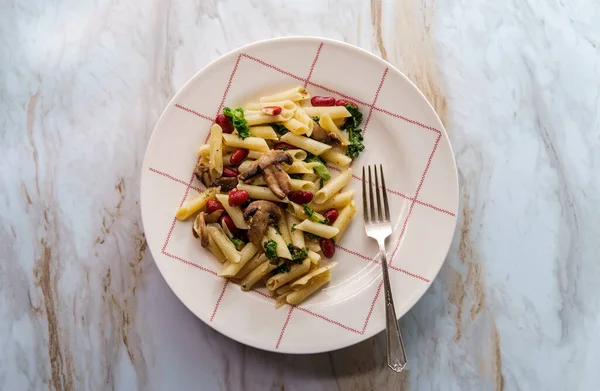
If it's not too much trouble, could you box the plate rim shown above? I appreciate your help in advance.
[140,36,459,354]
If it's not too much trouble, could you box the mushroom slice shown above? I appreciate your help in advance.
[205,209,223,223]
[194,162,212,187]
[211,177,238,192]
[243,201,284,246]
[192,212,210,247]
[238,150,293,181]
[263,164,291,199]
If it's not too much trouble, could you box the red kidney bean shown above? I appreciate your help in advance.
[261,106,282,115]
[273,142,296,150]
[206,199,225,213]
[222,167,239,177]
[229,148,249,166]
[216,114,234,134]
[323,209,339,225]
[335,99,357,107]
[311,96,336,106]
[288,190,313,204]
[320,238,335,258]
[221,215,240,236]
[228,189,249,206]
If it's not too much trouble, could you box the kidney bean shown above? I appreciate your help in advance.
[320,238,335,258]
[335,99,357,107]
[261,106,282,115]
[216,114,234,134]
[222,167,239,177]
[288,190,313,204]
[220,215,240,236]
[274,142,296,150]
[311,96,336,106]
[228,189,249,206]
[323,209,339,225]
[206,199,225,214]
[229,148,249,166]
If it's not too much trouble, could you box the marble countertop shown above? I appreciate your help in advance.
[2,0,600,390]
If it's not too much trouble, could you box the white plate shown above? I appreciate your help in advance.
[141,37,458,354]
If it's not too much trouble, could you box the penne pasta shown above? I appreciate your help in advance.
[291,262,338,290]
[249,126,278,140]
[247,150,263,159]
[286,270,331,305]
[303,106,351,120]
[313,169,352,204]
[285,149,308,161]
[305,237,322,253]
[294,219,339,239]
[320,149,352,167]
[218,242,261,277]
[209,124,224,178]
[198,144,210,157]
[222,133,270,152]
[207,234,227,263]
[307,250,321,266]
[207,224,241,263]
[175,187,218,220]
[215,194,250,229]
[290,178,315,192]
[237,183,289,203]
[265,226,292,259]
[280,133,331,155]
[234,253,268,279]
[283,160,313,174]
[309,191,354,212]
[266,258,310,291]
[319,114,349,146]
[260,87,309,103]
[333,201,357,243]
[240,260,276,291]
[238,159,256,173]
[286,212,305,249]
[282,118,309,135]
[245,112,292,125]
[278,215,292,245]
[287,202,326,222]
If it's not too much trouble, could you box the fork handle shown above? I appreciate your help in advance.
[378,240,408,372]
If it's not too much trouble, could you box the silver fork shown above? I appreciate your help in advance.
[362,165,408,372]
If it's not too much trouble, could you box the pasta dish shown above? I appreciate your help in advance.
[175,87,365,307]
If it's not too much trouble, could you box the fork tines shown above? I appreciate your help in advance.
[362,165,391,223]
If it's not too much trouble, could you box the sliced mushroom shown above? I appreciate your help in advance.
[194,162,212,187]
[205,210,224,223]
[243,200,284,246]
[311,123,340,144]
[192,212,210,247]
[238,150,293,199]
[211,177,238,192]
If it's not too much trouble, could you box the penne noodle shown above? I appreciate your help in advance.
[222,133,269,152]
[245,100,297,111]
[333,201,357,243]
[321,149,352,167]
[238,159,256,173]
[260,87,309,103]
[285,149,308,161]
[276,285,293,296]
[176,187,218,220]
[234,253,268,279]
[266,258,310,291]
[240,260,276,291]
[249,126,278,140]
[287,202,327,222]
[294,219,339,239]
[282,118,309,135]
[291,262,338,290]
[280,133,331,155]
[307,250,321,266]
[247,150,263,159]
[286,270,331,305]
[309,191,355,212]
[207,234,227,263]
[207,224,241,263]
[319,114,349,146]
[290,179,315,192]
[313,169,352,204]
[333,117,346,127]
[198,144,210,157]
[302,173,320,182]
[283,161,313,174]
[275,291,291,309]
[215,194,250,229]
[209,124,224,178]
[278,215,292,245]
[237,183,289,203]
[218,242,261,277]
[265,226,292,259]
[303,106,351,120]
[305,237,322,253]
[286,212,305,249]
[245,112,292,125]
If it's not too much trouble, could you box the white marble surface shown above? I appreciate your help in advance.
[1,0,600,390]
